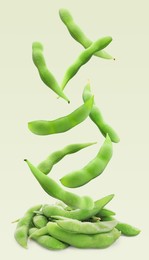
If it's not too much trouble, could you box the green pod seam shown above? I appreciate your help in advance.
[37,141,96,174]
[14,204,42,248]
[55,217,118,234]
[116,222,141,236]
[60,134,112,188]
[42,194,114,221]
[59,9,114,60]
[60,36,112,90]
[47,222,121,248]
[32,42,70,103]
[29,227,68,250]
[24,159,94,210]
[82,83,120,143]
[28,96,94,135]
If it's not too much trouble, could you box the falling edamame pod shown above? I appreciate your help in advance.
[60,36,112,90]
[24,159,94,210]
[28,96,94,135]
[32,42,70,103]
[37,141,96,174]
[59,9,114,60]
[60,134,112,188]
[82,83,120,143]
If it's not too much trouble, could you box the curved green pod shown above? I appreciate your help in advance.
[24,159,94,210]
[33,215,48,229]
[55,217,118,234]
[47,222,121,248]
[37,141,96,174]
[42,194,114,221]
[96,208,116,218]
[60,134,112,188]
[59,9,114,60]
[82,83,120,143]
[116,222,141,236]
[14,204,42,248]
[29,227,68,250]
[60,36,112,90]
[28,96,94,135]
[32,42,70,103]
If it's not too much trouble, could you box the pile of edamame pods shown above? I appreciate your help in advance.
[14,8,140,251]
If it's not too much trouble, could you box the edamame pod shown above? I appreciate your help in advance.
[29,227,68,250]
[59,9,114,60]
[47,222,121,248]
[61,36,112,90]
[32,42,70,103]
[37,141,96,174]
[42,194,114,220]
[33,215,48,228]
[82,83,120,143]
[96,208,116,218]
[116,222,141,236]
[14,204,42,248]
[29,226,49,238]
[60,134,112,188]
[55,216,118,234]
[28,96,94,135]
[24,159,94,210]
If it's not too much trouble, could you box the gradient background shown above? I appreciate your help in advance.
[1,0,149,259]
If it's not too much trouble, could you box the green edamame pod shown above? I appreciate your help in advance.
[33,215,48,228]
[28,96,94,136]
[59,9,114,60]
[24,159,94,210]
[96,208,116,218]
[42,194,114,220]
[37,141,96,174]
[60,36,112,90]
[55,216,118,234]
[32,42,70,103]
[29,227,68,250]
[29,226,48,238]
[82,83,120,143]
[116,222,141,236]
[60,134,112,188]
[47,222,121,248]
[14,204,42,248]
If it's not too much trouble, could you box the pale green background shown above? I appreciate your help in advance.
[1,0,149,259]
